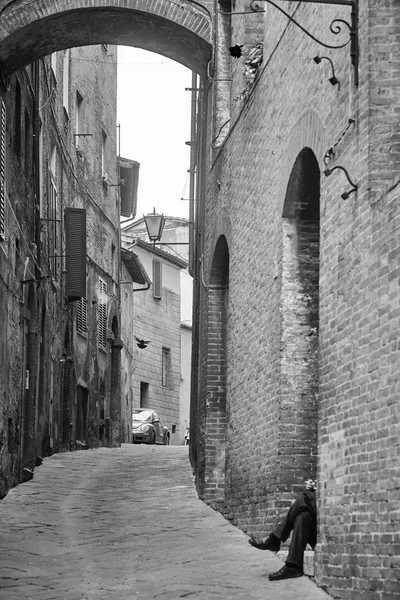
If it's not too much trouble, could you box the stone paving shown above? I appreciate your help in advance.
[0,444,330,600]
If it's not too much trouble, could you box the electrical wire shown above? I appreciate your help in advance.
[76,57,176,66]
[156,243,187,262]
[39,87,55,111]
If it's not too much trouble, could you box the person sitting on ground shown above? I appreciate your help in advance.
[248,478,317,581]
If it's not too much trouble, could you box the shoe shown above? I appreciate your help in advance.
[248,534,280,552]
[268,564,303,581]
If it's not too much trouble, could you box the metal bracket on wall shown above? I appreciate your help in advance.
[323,165,358,199]
[231,0,359,85]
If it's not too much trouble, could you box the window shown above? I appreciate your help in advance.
[50,143,56,176]
[50,53,57,78]
[163,289,172,315]
[153,260,162,299]
[111,243,115,279]
[98,277,107,350]
[75,92,83,147]
[48,179,58,276]
[62,50,70,115]
[77,297,87,334]
[101,130,108,186]
[14,80,21,156]
[0,99,6,241]
[162,347,172,389]
[15,238,20,274]
[24,109,30,178]
[140,382,149,408]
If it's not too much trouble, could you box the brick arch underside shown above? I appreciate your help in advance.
[0,2,212,77]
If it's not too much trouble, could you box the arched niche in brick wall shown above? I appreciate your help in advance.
[203,234,229,504]
[0,0,212,77]
[278,110,325,218]
[279,148,320,487]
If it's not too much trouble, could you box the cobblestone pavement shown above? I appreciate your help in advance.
[0,445,330,600]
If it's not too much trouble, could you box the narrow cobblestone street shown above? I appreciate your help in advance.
[0,445,330,600]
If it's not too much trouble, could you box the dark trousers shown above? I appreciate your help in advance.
[272,493,317,569]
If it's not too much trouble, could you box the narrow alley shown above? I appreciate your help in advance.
[0,445,330,600]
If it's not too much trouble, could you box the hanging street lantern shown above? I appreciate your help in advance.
[143,208,165,245]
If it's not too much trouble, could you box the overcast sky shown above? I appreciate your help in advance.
[117,46,192,221]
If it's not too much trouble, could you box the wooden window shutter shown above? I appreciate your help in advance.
[98,278,107,350]
[0,100,6,241]
[152,260,162,299]
[77,297,87,334]
[119,158,139,218]
[65,207,86,302]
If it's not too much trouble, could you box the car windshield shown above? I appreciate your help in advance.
[132,410,153,423]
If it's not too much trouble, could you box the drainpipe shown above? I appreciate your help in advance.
[188,71,198,277]
[33,60,41,272]
[117,123,122,313]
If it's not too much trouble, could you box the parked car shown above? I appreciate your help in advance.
[132,409,170,445]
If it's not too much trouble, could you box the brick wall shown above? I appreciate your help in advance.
[193,1,400,597]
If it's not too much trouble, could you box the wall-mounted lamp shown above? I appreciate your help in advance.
[142,209,190,247]
[313,55,339,86]
[324,165,358,199]
[143,208,166,246]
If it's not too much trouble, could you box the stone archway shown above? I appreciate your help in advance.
[0,0,213,77]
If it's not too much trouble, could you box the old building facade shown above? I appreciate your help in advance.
[122,215,193,443]
[0,1,399,598]
[0,44,122,495]
[121,225,188,445]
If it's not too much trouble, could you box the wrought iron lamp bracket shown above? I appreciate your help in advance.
[246,0,358,85]
[324,165,357,199]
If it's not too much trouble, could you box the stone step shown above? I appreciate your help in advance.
[277,549,315,577]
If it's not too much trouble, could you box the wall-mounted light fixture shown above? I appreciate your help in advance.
[224,0,359,85]
[143,209,190,247]
[143,208,166,246]
[313,55,339,86]
[324,165,357,199]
